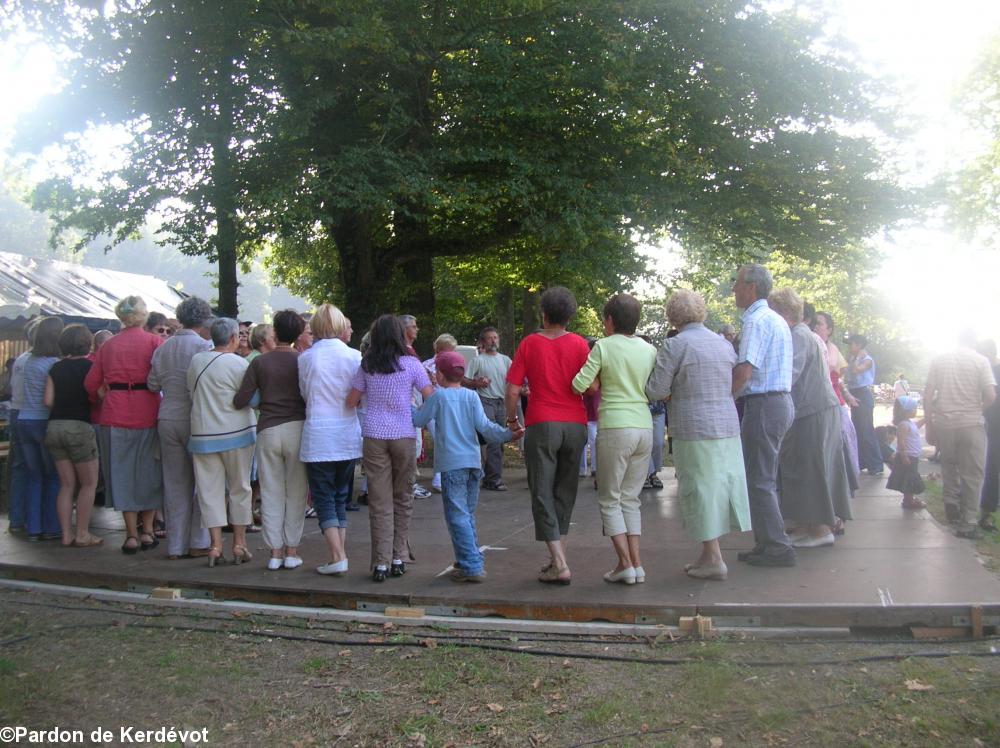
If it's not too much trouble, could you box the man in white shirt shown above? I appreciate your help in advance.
[465,327,513,491]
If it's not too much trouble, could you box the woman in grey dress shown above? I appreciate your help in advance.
[769,288,852,548]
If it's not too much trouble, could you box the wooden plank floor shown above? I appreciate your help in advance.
[3,464,999,628]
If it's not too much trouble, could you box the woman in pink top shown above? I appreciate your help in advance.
[505,287,590,585]
[346,315,433,582]
[84,296,164,554]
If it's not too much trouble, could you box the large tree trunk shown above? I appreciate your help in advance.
[211,48,239,317]
[394,253,436,359]
[496,285,516,356]
[521,287,539,343]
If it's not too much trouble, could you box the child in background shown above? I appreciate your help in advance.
[886,395,926,510]
[412,351,523,582]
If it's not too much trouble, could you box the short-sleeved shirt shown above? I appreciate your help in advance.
[233,348,306,433]
[350,356,431,440]
[466,352,512,400]
[85,326,163,428]
[48,358,94,423]
[506,332,590,427]
[924,347,996,430]
[645,322,740,441]
[571,334,656,430]
[737,299,792,395]
[18,355,58,420]
[848,351,876,389]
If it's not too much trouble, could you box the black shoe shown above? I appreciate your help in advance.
[648,474,664,489]
[357,493,369,506]
[737,546,765,562]
[482,481,507,492]
[390,561,406,577]
[744,550,796,567]
[372,566,388,582]
[26,534,41,543]
[345,501,360,512]
[945,504,961,524]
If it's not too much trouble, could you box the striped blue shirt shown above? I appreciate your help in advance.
[737,299,792,395]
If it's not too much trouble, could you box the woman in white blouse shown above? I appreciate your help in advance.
[298,304,363,576]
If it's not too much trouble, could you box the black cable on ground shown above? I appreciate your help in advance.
[8,618,1000,669]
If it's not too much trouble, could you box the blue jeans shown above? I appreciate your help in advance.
[306,459,356,530]
[7,411,29,529]
[19,419,60,535]
[441,468,484,575]
[648,410,666,474]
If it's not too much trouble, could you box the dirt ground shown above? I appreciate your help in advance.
[2,587,1000,747]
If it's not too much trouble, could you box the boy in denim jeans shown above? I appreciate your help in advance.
[413,351,523,582]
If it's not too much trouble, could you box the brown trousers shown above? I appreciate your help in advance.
[363,437,417,568]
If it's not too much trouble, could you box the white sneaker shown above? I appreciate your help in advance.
[283,555,303,569]
[413,485,432,499]
[267,557,284,571]
[634,566,646,584]
[317,558,348,576]
[792,533,835,548]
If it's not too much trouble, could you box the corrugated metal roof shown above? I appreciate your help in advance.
[0,251,186,325]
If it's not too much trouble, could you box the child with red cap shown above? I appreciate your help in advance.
[413,350,523,581]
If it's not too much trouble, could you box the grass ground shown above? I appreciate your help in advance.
[2,588,1000,747]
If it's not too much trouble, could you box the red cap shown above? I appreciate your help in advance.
[435,351,466,381]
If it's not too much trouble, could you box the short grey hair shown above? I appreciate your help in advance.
[740,264,773,300]
[665,289,707,328]
[175,296,214,329]
[434,333,457,352]
[397,314,416,327]
[768,288,803,324]
[210,317,239,347]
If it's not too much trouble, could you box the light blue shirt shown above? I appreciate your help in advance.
[412,387,512,474]
[848,351,876,388]
[19,355,58,421]
[737,299,792,395]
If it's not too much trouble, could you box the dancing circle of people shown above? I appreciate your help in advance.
[8,262,998,586]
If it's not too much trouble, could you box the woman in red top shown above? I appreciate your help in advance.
[505,287,590,585]
[84,296,164,554]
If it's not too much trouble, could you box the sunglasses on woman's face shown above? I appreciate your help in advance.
[155,326,172,335]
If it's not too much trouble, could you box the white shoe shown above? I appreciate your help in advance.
[633,566,645,584]
[413,485,432,499]
[267,557,284,571]
[283,555,304,569]
[686,562,728,581]
[317,559,348,576]
[603,567,636,585]
[792,533,835,548]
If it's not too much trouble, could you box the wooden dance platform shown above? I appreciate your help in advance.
[3,467,1000,631]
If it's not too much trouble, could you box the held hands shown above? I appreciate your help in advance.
[506,416,524,440]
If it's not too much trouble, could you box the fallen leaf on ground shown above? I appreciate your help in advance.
[710,738,724,748]
[486,703,505,713]
[531,678,541,689]
[904,679,934,691]
[420,638,438,649]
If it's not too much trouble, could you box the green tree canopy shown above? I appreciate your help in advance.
[8,0,910,346]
